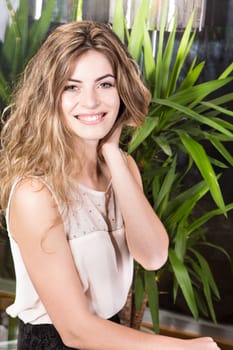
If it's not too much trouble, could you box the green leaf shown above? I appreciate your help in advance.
[172,78,233,107]
[16,0,29,59]
[214,118,233,132]
[153,97,233,138]
[178,60,205,91]
[165,179,209,221]
[187,202,233,236]
[201,100,233,118]
[167,186,207,231]
[0,71,10,102]
[187,257,213,318]
[155,157,177,212]
[201,241,233,269]
[174,223,189,262]
[134,267,145,311]
[209,136,233,166]
[190,249,220,322]
[193,288,209,318]
[145,270,159,333]
[192,250,220,298]
[160,17,177,97]
[128,117,158,153]
[73,0,83,21]
[218,61,233,79]
[28,0,55,58]
[4,0,21,80]
[112,0,125,43]
[169,249,198,320]
[154,136,172,156]
[195,95,233,118]
[143,25,155,83]
[204,92,233,108]
[167,12,196,96]
[128,0,150,62]
[154,0,168,98]
[180,133,226,212]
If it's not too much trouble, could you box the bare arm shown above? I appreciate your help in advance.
[9,178,220,350]
[101,127,169,271]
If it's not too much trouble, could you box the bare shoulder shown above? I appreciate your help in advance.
[13,176,48,195]
[11,177,55,215]
[124,153,143,188]
[9,177,61,242]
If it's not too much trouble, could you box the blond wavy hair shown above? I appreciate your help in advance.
[0,20,151,213]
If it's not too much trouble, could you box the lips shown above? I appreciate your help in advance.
[74,113,106,125]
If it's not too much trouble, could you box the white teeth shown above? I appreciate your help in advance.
[78,114,103,121]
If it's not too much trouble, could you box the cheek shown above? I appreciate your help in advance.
[58,98,73,129]
[60,96,70,114]
[60,92,77,114]
[111,94,121,114]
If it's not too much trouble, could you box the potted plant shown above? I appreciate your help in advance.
[111,0,233,332]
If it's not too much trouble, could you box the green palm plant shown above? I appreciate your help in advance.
[0,0,54,109]
[112,0,233,332]
[0,0,82,111]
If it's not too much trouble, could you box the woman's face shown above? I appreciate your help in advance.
[60,50,120,145]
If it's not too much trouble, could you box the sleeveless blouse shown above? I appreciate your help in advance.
[5,179,134,324]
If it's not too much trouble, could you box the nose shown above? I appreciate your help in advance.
[79,86,100,109]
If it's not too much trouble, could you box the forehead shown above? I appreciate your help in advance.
[70,50,114,79]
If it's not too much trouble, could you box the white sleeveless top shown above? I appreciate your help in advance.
[5,179,134,324]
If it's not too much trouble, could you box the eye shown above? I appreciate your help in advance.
[99,81,114,89]
[64,85,79,92]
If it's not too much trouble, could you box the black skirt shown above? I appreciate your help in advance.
[17,314,120,350]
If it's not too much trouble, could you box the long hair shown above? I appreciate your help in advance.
[0,20,151,212]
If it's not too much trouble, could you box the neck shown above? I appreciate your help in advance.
[76,141,110,191]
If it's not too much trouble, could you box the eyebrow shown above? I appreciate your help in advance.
[68,74,116,83]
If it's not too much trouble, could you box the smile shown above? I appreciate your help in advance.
[74,113,106,124]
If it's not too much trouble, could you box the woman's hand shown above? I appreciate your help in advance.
[182,337,221,350]
[98,123,123,160]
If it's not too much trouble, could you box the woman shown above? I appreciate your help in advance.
[0,21,220,350]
